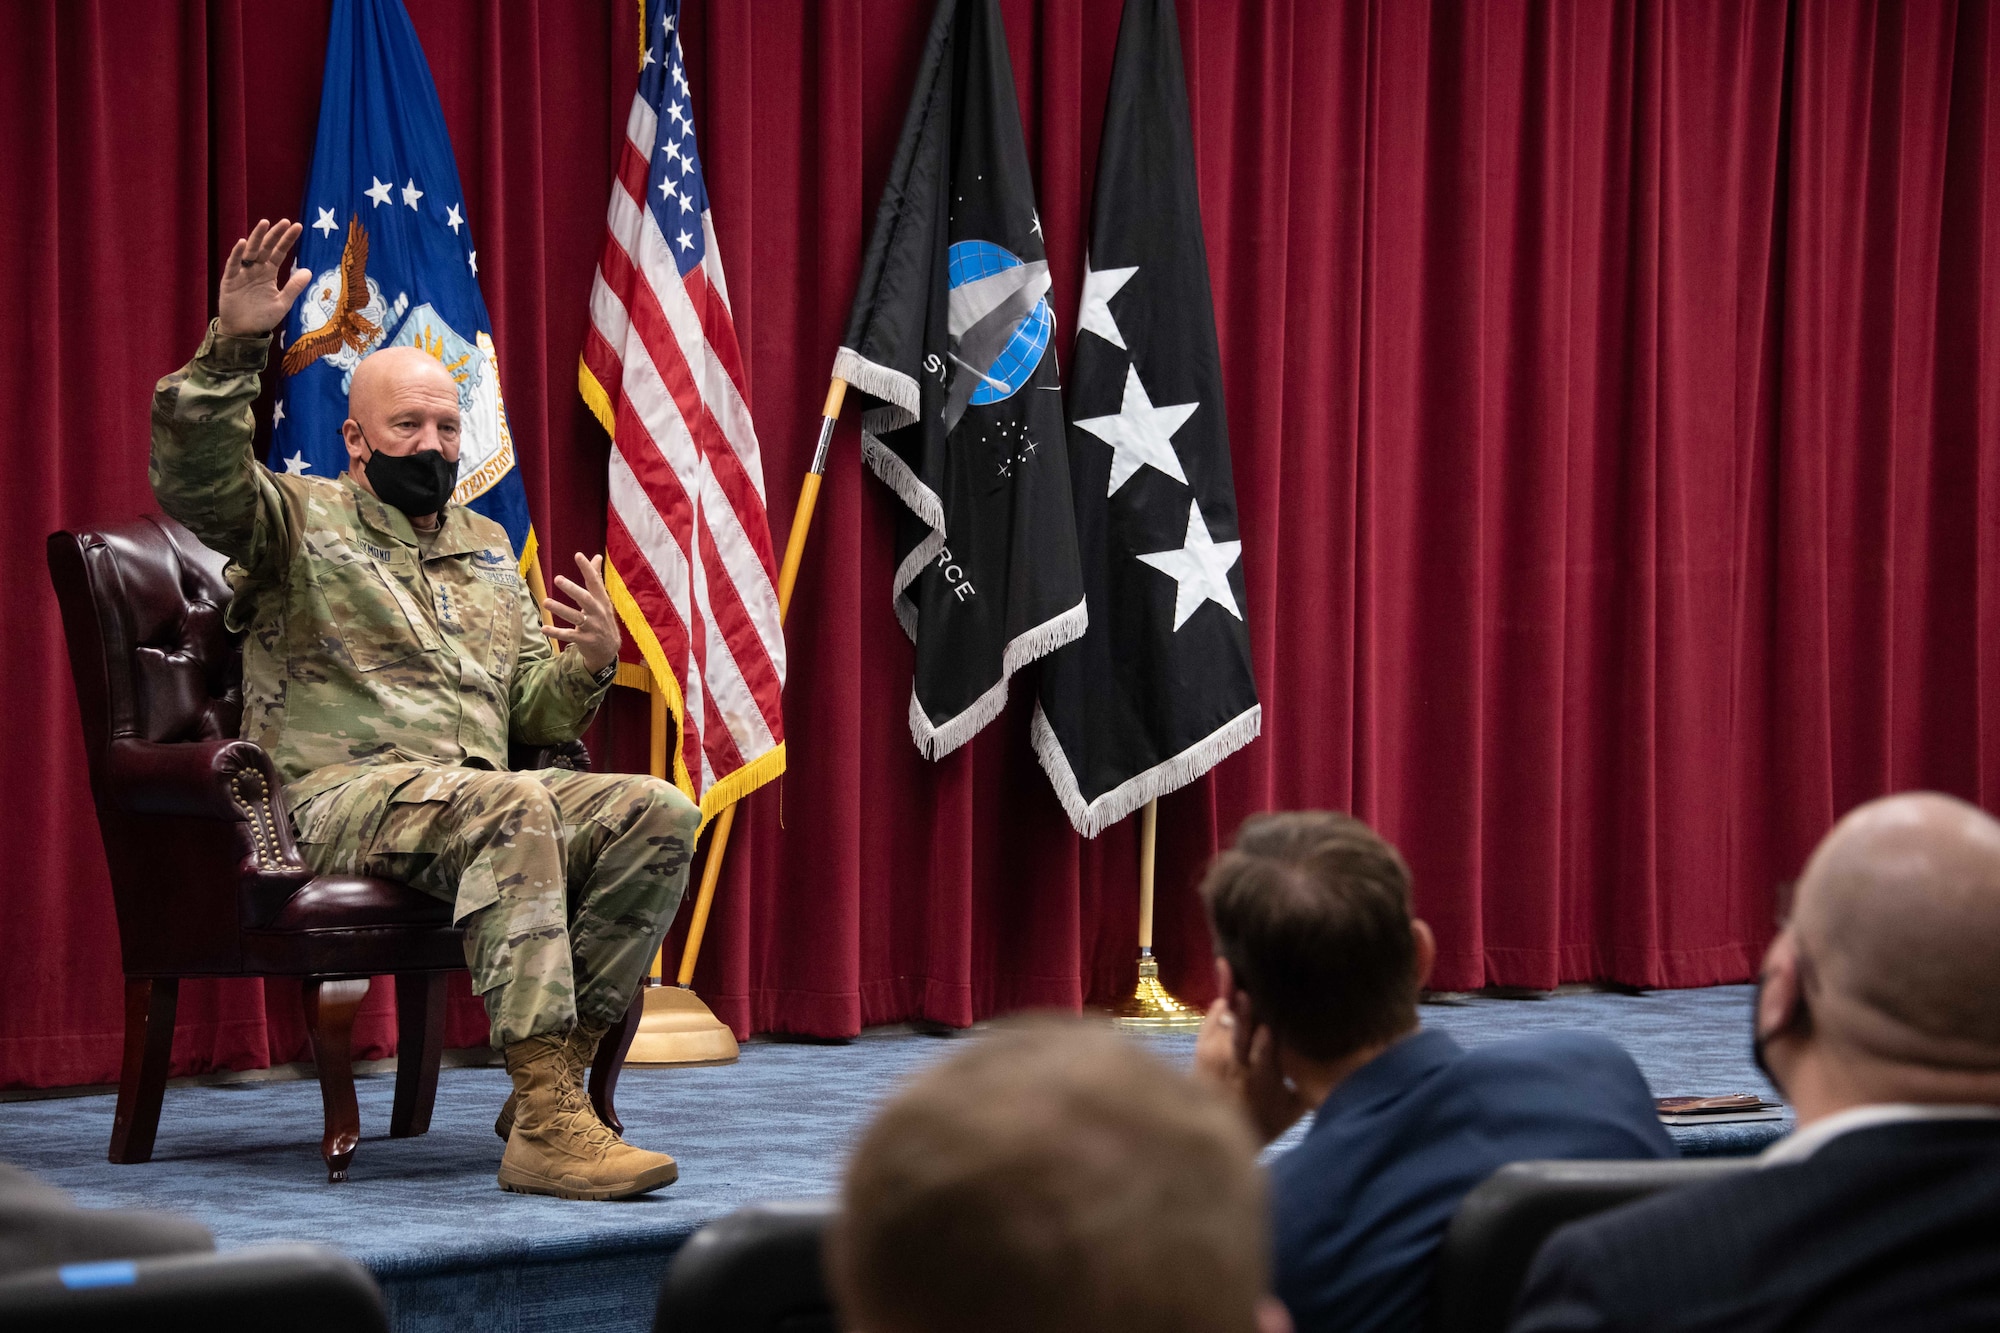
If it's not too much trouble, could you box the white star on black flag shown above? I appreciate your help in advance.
[1138,500,1244,631]
[1077,255,1137,349]
[1032,0,1260,837]
[1073,362,1197,495]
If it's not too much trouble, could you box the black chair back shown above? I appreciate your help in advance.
[655,1199,838,1333]
[1426,1157,1755,1333]
[0,1243,387,1332]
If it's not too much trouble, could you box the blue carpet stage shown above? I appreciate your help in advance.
[2,986,1784,1333]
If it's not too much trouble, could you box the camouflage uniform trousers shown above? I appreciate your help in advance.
[294,765,700,1046]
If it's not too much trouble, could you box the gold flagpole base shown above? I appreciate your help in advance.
[1110,951,1205,1032]
[624,983,741,1066]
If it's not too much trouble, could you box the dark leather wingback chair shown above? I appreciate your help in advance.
[46,515,640,1183]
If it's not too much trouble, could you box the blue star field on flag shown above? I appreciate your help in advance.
[270,0,532,560]
[641,1,712,279]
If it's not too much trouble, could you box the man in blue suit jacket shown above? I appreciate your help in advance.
[1194,812,1673,1333]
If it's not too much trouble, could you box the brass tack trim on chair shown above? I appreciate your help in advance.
[230,765,289,872]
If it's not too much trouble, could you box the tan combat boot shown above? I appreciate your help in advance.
[495,1032,678,1200]
[493,1023,606,1141]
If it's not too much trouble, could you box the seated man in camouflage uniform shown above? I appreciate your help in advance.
[150,218,699,1201]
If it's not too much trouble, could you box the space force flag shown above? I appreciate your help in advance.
[271,0,532,562]
[1032,0,1260,836]
[835,0,1087,759]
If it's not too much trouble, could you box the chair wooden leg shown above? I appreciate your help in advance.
[589,984,647,1136]
[303,978,371,1183]
[109,977,178,1165]
[390,973,447,1139]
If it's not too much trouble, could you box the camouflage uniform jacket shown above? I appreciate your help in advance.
[150,322,609,810]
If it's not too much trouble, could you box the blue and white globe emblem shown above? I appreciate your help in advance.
[947,240,1053,403]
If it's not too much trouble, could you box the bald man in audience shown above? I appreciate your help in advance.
[829,1017,1293,1333]
[150,219,700,1200]
[1512,792,2000,1332]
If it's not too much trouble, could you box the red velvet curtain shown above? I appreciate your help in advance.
[3,0,1995,1088]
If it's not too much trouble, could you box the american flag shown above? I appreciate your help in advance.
[580,0,785,823]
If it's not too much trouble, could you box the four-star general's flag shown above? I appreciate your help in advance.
[835,0,1086,759]
[581,0,786,823]
[1032,0,1259,836]
[273,0,532,561]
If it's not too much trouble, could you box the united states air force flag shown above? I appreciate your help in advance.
[270,0,532,563]
[1032,0,1260,836]
[836,0,1086,759]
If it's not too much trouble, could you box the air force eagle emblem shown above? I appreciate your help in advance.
[281,218,400,377]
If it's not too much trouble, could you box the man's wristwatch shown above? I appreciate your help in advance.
[591,659,619,688]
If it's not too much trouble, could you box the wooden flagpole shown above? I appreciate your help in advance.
[1111,797,1203,1030]
[625,377,848,1063]
[525,549,553,621]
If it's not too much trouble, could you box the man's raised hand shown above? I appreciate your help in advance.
[543,553,623,675]
[218,218,311,339]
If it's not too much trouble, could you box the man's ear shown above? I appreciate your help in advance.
[1216,957,1254,1021]
[1216,956,1258,1060]
[1756,930,1803,1043]
[1410,918,1437,993]
[341,418,367,471]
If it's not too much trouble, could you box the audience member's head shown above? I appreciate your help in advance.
[1758,791,2000,1119]
[828,1016,1289,1333]
[1199,811,1434,1068]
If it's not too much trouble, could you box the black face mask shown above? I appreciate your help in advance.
[357,430,457,519]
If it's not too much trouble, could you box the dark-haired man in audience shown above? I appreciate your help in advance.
[1193,811,1673,1333]
[829,1016,1293,1333]
[1511,792,2000,1332]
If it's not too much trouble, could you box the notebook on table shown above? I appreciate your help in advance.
[1655,1094,1787,1125]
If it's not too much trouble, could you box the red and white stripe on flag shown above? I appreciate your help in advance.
[580,3,785,826]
